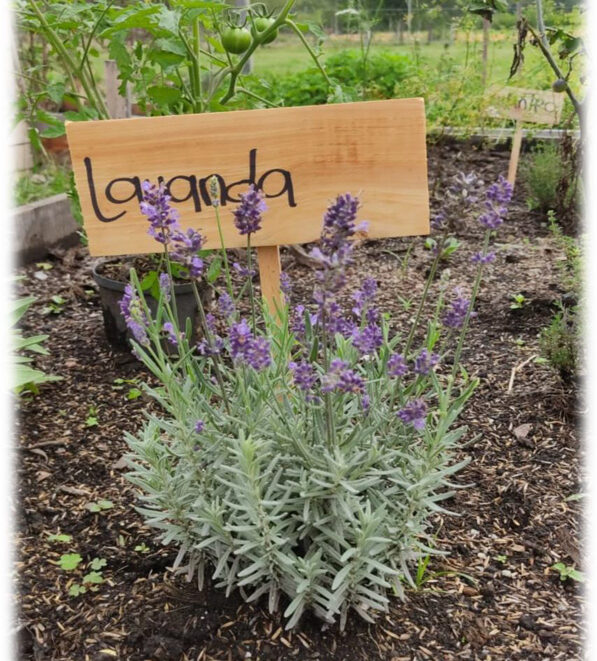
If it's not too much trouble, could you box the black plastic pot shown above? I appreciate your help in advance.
[92,262,210,351]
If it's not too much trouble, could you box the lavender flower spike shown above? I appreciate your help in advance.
[387,353,408,377]
[478,176,513,230]
[140,180,181,245]
[442,289,476,330]
[398,399,427,430]
[232,185,267,236]
[119,284,149,346]
[413,349,439,375]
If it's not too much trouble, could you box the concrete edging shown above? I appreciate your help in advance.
[13,193,80,264]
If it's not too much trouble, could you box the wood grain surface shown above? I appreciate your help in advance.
[66,98,430,257]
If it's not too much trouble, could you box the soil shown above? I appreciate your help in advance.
[14,141,583,661]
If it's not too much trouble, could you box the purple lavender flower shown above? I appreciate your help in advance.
[362,394,370,412]
[280,272,292,298]
[351,323,383,356]
[197,335,224,357]
[448,171,484,208]
[290,304,306,340]
[228,319,271,370]
[170,228,204,278]
[228,319,252,358]
[413,349,439,375]
[232,261,256,278]
[352,277,377,317]
[194,420,205,433]
[471,251,496,264]
[232,185,267,235]
[162,321,179,346]
[218,292,235,319]
[397,399,427,430]
[442,289,476,330]
[387,353,408,377]
[159,273,171,301]
[119,284,149,346]
[289,360,319,401]
[140,180,181,244]
[244,336,272,370]
[478,176,513,230]
[321,358,365,395]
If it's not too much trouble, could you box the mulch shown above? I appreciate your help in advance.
[14,140,583,660]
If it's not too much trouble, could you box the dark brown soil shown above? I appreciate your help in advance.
[15,141,583,661]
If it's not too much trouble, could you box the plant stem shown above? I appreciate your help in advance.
[284,18,333,87]
[450,231,490,382]
[191,281,231,415]
[213,204,234,298]
[403,235,445,358]
[247,234,257,332]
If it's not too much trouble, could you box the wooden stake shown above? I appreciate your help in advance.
[507,119,524,188]
[104,60,131,120]
[256,245,282,314]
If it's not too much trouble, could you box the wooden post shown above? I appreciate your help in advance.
[256,245,282,314]
[104,60,131,120]
[507,120,524,188]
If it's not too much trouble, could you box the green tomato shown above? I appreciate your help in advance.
[253,17,278,44]
[551,78,567,93]
[221,27,252,55]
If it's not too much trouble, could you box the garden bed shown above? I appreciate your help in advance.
[15,141,582,660]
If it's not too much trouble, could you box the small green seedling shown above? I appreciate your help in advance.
[551,562,584,583]
[42,295,67,315]
[495,554,507,564]
[134,543,150,554]
[58,553,82,571]
[47,533,72,543]
[86,499,114,513]
[85,405,99,427]
[68,557,108,596]
[510,293,527,310]
[126,388,143,400]
[35,262,53,271]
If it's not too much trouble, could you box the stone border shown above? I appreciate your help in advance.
[13,193,80,264]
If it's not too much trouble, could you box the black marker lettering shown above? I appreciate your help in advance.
[258,168,297,207]
[84,157,126,223]
[105,176,142,205]
[167,175,202,212]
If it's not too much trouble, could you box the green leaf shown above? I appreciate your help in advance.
[47,82,66,106]
[83,571,104,584]
[47,533,72,543]
[127,388,142,400]
[68,583,86,596]
[140,271,158,292]
[40,124,66,139]
[90,557,107,570]
[59,553,83,571]
[97,500,114,510]
[206,256,222,284]
[147,85,182,106]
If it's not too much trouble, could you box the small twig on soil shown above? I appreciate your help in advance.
[287,244,321,268]
[507,355,538,393]
[26,440,68,450]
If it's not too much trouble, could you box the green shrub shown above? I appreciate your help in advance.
[257,49,411,106]
[539,307,577,382]
[539,211,581,381]
[521,142,566,213]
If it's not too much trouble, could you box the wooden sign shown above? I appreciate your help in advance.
[486,85,564,126]
[485,86,564,188]
[66,98,430,309]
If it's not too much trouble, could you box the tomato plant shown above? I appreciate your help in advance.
[221,26,252,55]
[252,17,278,44]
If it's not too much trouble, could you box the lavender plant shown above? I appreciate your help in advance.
[123,175,512,629]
